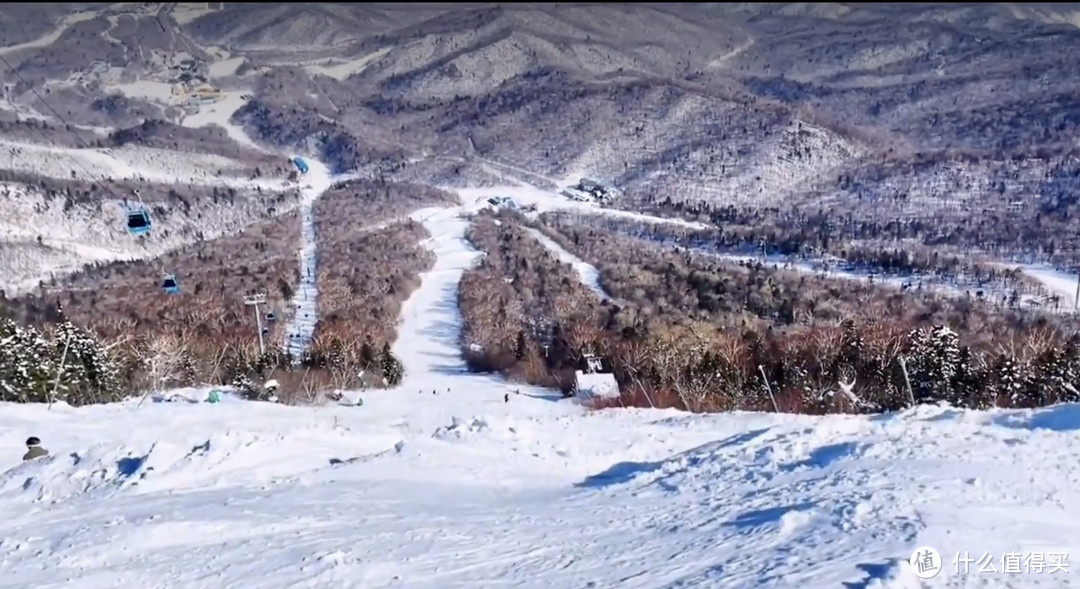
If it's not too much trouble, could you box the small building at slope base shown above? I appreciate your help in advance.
[573,353,620,404]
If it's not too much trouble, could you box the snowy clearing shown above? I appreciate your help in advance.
[1015,263,1080,312]
[1,140,284,190]
[179,89,265,152]
[105,81,176,104]
[302,48,393,81]
[170,3,219,25]
[209,57,247,78]
[455,184,711,229]
[525,227,610,301]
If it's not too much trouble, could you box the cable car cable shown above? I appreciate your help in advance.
[0,53,154,226]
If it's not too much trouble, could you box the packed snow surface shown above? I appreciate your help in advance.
[2,198,1079,588]
[3,393,1079,587]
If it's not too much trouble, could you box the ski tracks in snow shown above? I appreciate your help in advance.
[5,402,1079,588]
[393,206,483,382]
[283,159,336,360]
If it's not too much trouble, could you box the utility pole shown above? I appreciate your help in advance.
[1074,271,1079,313]
[244,293,267,355]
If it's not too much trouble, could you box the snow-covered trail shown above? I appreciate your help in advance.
[284,159,336,360]
[0,10,99,57]
[525,227,610,301]
[393,206,487,384]
[179,90,266,152]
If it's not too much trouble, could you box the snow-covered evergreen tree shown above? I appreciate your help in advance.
[51,320,122,405]
[380,342,403,386]
[905,325,963,405]
[1026,342,1080,405]
[990,353,1025,408]
[0,318,56,402]
[231,372,258,399]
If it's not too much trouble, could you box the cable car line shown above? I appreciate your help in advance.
[0,50,176,292]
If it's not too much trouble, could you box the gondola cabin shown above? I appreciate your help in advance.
[161,273,180,295]
[292,157,309,174]
[266,312,276,322]
[126,208,151,235]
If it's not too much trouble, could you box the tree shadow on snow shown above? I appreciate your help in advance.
[576,429,773,490]
[841,559,907,589]
[117,454,149,477]
[781,441,862,471]
[992,403,1080,432]
[515,388,564,402]
[724,501,817,529]
[576,460,665,489]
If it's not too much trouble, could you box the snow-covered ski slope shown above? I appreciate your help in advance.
[3,391,1080,586]
[3,187,1080,588]
[1016,263,1080,311]
[525,226,610,301]
[283,158,337,360]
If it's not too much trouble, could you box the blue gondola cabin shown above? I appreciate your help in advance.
[292,157,309,174]
[127,208,151,235]
[162,274,180,295]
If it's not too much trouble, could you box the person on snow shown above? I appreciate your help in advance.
[23,436,48,461]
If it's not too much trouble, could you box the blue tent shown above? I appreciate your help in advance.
[292,157,309,174]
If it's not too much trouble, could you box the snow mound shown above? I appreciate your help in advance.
[1,423,403,504]
[433,415,500,441]
[0,444,153,505]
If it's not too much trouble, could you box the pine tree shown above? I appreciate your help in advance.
[380,342,403,386]
[0,318,66,403]
[1061,335,1080,402]
[0,317,31,401]
[231,372,258,399]
[513,330,527,361]
[49,321,122,405]
[952,346,990,409]
[361,341,376,366]
[905,325,962,405]
[990,353,1025,408]
[1027,343,1079,405]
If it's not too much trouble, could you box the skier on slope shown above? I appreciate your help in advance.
[23,436,48,461]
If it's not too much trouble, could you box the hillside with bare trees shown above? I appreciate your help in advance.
[0,212,304,396]
[456,209,1080,413]
[459,210,606,391]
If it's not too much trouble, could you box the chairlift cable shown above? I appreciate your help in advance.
[0,53,144,212]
